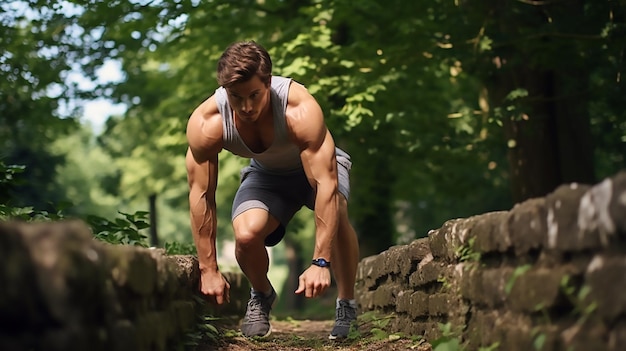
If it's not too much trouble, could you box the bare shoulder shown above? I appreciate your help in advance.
[186,95,224,163]
[285,81,326,149]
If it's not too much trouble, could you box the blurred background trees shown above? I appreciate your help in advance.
[2,0,624,314]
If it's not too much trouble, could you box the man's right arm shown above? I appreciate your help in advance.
[186,149,219,273]
[185,98,230,304]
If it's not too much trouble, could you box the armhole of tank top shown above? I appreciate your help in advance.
[215,89,230,139]
[274,78,291,140]
[282,78,292,112]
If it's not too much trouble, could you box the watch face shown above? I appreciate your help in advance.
[313,258,330,267]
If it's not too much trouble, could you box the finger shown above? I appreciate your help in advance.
[224,284,231,297]
[295,276,306,294]
[215,294,224,305]
[306,282,313,298]
[314,283,324,297]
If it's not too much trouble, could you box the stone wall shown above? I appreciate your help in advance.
[356,171,626,351]
[0,220,249,351]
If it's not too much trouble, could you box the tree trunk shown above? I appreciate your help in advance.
[484,0,595,203]
[280,240,305,311]
[149,193,159,247]
[354,156,395,258]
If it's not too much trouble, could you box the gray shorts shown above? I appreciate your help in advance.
[232,147,352,246]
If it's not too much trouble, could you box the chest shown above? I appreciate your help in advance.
[235,116,275,154]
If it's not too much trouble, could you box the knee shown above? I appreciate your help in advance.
[233,224,264,250]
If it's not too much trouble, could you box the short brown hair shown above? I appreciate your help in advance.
[217,41,272,88]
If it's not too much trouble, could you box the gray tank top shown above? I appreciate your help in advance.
[215,76,303,173]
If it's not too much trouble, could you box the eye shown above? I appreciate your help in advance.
[250,93,259,99]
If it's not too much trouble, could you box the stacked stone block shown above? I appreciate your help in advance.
[356,172,626,350]
[0,220,249,351]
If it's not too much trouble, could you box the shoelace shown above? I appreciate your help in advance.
[246,297,269,322]
[336,302,355,326]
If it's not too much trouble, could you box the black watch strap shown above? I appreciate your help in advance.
[311,257,331,268]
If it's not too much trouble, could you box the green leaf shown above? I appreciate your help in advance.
[506,265,532,295]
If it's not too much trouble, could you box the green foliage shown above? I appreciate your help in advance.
[3,0,626,287]
[1,161,67,221]
[431,322,499,351]
[1,0,81,212]
[0,203,66,222]
[164,241,197,256]
[359,311,392,341]
[50,125,121,219]
[351,311,413,344]
[533,331,547,351]
[457,237,481,263]
[182,315,221,349]
[1,160,151,247]
[85,211,151,247]
[431,323,462,351]
[559,276,598,323]
[0,162,25,186]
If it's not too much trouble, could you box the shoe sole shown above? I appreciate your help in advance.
[242,323,272,339]
[261,326,272,338]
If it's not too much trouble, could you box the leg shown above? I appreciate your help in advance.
[232,208,280,294]
[332,195,360,299]
[329,195,360,340]
[233,208,280,338]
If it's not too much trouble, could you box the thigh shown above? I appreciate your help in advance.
[232,165,308,227]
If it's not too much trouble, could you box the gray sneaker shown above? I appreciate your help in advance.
[329,299,357,340]
[241,288,276,338]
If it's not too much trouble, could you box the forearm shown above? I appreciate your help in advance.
[189,188,219,272]
[313,182,339,261]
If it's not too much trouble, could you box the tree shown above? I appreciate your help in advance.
[7,0,624,263]
[0,0,82,210]
[449,0,625,202]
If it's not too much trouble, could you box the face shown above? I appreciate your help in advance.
[225,75,270,123]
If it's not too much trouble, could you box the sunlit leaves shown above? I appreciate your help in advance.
[6,0,623,249]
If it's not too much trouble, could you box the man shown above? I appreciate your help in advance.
[185,41,360,339]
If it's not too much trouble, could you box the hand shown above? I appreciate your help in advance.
[199,269,231,305]
[295,265,331,298]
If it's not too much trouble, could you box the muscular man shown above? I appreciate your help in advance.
[186,41,360,339]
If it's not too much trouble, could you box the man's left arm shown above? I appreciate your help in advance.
[303,129,339,261]
[288,89,340,298]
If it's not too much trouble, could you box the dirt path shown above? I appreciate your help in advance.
[198,319,433,351]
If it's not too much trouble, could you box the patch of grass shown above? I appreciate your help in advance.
[457,237,481,263]
[431,322,499,351]
[182,314,222,350]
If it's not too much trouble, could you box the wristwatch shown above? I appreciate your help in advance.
[311,257,331,268]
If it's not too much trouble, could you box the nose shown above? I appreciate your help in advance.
[241,98,253,113]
